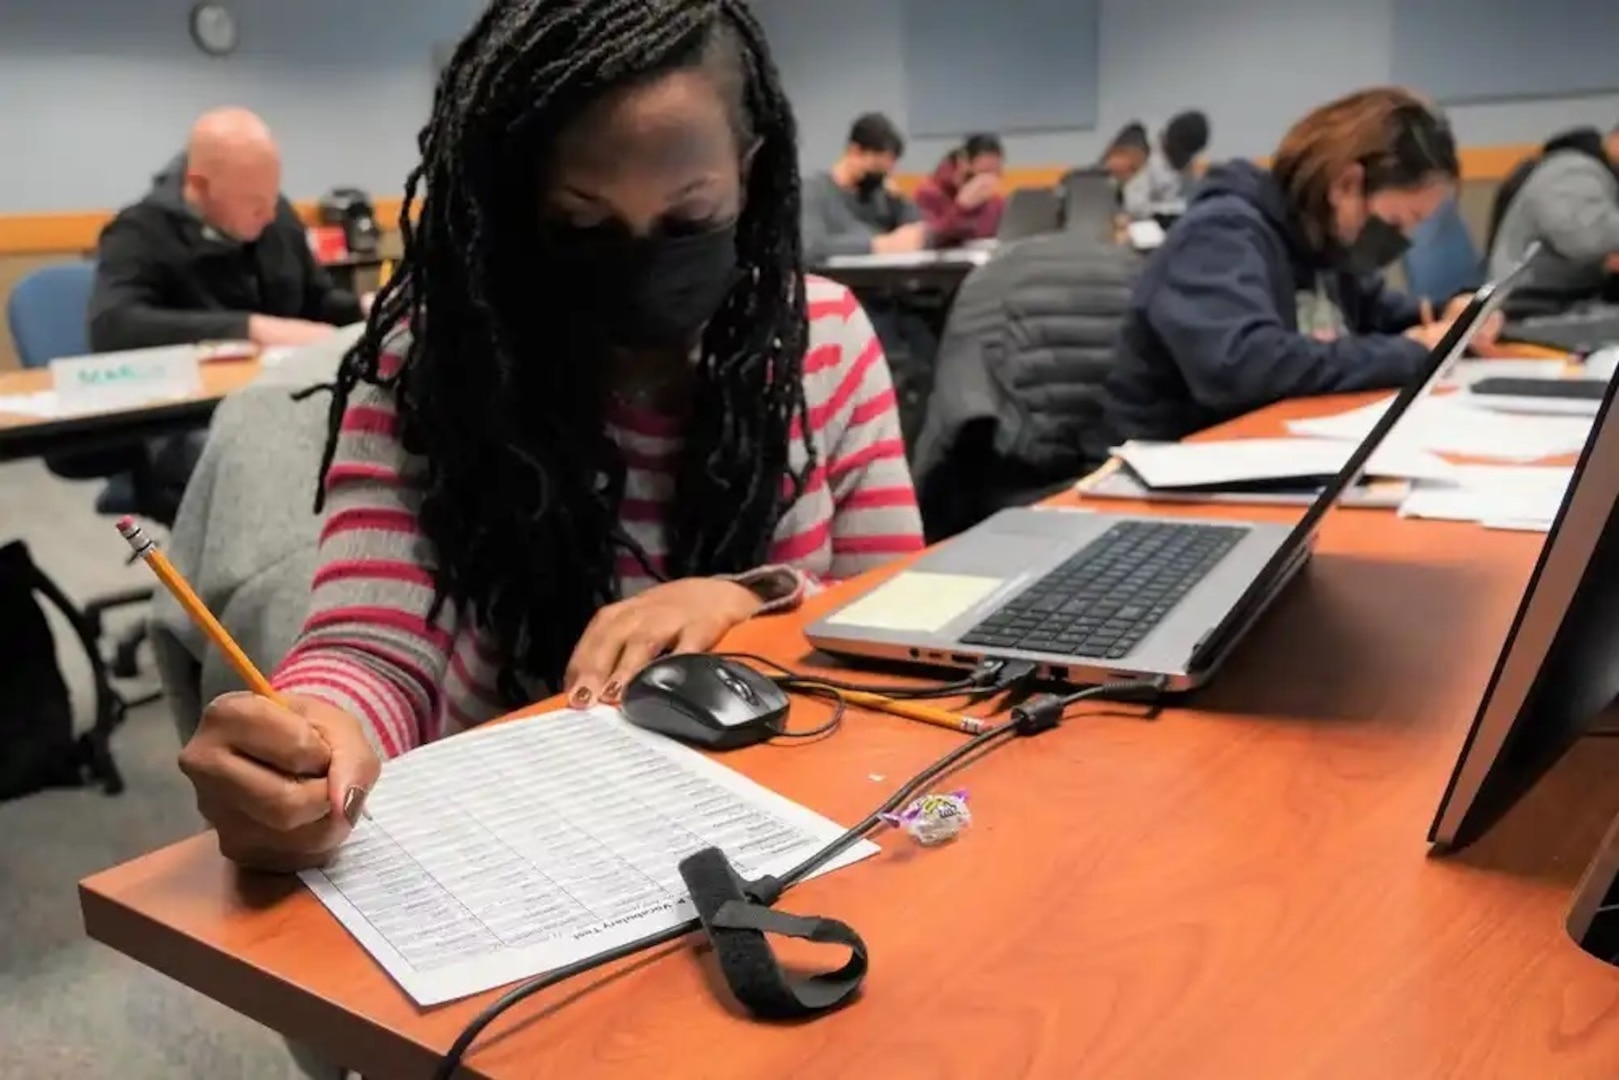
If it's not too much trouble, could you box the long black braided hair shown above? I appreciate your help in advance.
[313,0,813,701]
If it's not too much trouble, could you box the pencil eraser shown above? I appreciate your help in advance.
[115,516,137,537]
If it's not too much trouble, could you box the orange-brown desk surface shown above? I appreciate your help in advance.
[0,360,260,463]
[79,393,1619,1079]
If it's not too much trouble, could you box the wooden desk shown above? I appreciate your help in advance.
[0,360,260,463]
[79,394,1619,1079]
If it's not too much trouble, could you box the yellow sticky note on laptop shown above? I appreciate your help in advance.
[826,572,1003,633]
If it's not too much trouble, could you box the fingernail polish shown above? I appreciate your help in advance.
[342,786,369,827]
[571,686,593,707]
[602,680,621,702]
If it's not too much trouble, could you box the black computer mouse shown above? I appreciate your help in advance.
[620,654,791,750]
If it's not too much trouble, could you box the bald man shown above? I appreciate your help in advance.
[89,107,365,352]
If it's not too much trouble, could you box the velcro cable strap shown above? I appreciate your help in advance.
[680,847,868,1019]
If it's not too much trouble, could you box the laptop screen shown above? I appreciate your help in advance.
[1187,244,1542,668]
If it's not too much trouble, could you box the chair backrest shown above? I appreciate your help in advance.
[7,261,95,369]
[1401,199,1483,305]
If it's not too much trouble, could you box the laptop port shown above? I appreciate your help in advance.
[1047,665,1068,680]
[950,653,976,665]
[908,648,920,659]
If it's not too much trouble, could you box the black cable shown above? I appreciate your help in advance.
[769,684,845,742]
[719,651,1027,700]
[434,672,1150,1078]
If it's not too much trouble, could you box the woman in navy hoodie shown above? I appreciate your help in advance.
[1088,88,1489,460]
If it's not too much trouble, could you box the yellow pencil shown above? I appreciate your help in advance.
[116,517,286,706]
[836,688,990,735]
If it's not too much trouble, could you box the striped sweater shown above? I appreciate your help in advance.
[271,277,923,757]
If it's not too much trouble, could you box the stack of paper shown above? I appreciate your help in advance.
[1286,395,1592,461]
[1400,465,1574,532]
[301,706,879,1005]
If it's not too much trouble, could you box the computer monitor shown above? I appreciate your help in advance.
[1428,369,1619,850]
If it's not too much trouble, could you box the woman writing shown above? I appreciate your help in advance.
[176,0,923,873]
[1087,88,1496,460]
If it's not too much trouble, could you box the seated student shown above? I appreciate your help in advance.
[1487,122,1619,317]
[914,133,1007,246]
[89,107,365,352]
[1123,110,1210,220]
[801,113,930,263]
[171,0,923,875]
[1099,122,1152,196]
[1085,88,1494,461]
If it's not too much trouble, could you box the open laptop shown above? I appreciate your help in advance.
[997,188,1063,243]
[807,247,1540,691]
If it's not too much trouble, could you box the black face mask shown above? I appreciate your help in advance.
[1342,213,1411,274]
[550,221,741,352]
[856,171,887,197]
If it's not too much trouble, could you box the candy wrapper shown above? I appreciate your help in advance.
[880,790,971,846]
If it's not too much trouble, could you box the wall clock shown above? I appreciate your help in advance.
[190,3,239,57]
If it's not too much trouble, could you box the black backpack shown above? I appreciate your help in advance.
[0,540,124,801]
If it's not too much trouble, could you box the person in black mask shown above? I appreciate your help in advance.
[174,0,927,920]
[801,113,929,264]
[1084,87,1494,459]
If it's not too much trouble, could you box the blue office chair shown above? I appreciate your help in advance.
[1402,199,1483,307]
[8,261,162,698]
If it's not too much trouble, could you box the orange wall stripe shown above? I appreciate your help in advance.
[0,146,1532,257]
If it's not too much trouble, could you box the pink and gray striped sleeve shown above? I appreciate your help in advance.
[806,280,925,580]
[272,381,455,758]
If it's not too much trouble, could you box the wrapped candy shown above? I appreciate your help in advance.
[880,790,971,846]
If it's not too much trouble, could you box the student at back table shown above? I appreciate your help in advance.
[1486,122,1619,317]
[915,133,1006,246]
[89,107,365,352]
[1085,87,1498,464]
[800,113,930,263]
[170,0,923,887]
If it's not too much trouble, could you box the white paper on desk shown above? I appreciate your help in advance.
[300,707,879,1006]
[1399,465,1574,531]
[0,390,61,417]
[1287,395,1592,461]
[1114,437,1456,488]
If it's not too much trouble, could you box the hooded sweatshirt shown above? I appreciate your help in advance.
[1486,127,1619,316]
[88,154,363,352]
[1085,160,1428,459]
[914,157,1005,245]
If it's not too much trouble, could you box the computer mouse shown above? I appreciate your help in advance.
[620,654,791,750]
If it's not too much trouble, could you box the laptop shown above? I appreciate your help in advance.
[997,188,1063,243]
[807,247,1540,691]
[1504,304,1619,353]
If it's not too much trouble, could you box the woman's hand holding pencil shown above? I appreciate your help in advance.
[182,693,380,873]
[119,517,379,873]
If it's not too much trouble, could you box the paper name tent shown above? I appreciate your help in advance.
[300,706,879,1006]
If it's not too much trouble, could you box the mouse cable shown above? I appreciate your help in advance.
[431,674,1152,1079]
[719,652,1035,701]
[770,683,846,742]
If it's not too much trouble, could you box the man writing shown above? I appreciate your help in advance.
[89,107,366,352]
[801,113,931,264]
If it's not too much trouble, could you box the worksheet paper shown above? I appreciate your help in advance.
[300,707,879,1006]
[1399,465,1575,532]
[1286,395,1592,461]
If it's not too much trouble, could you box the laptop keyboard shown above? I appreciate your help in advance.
[958,520,1247,660]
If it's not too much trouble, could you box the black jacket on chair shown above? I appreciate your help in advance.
[911,235,1141,541]
[89,155,363,351]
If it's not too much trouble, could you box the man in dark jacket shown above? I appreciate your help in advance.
[1086,158,1453,460]
[89,107,365,352]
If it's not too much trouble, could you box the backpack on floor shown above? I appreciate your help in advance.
[0,540,124,801]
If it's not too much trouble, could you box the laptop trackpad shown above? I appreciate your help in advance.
[825,536,1060,633]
